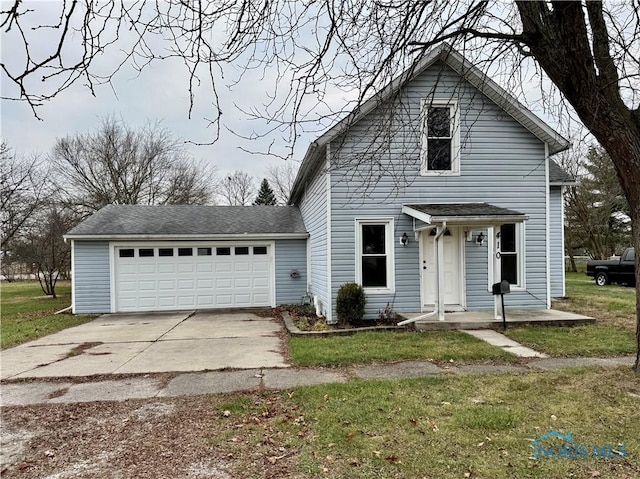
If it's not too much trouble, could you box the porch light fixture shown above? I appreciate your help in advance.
[401,232,409,246]
[475,232,485,245]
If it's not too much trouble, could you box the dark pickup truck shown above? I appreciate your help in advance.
[586,247,636,286]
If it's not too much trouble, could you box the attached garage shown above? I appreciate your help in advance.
[65,205,308,314]
[114,243,273,311]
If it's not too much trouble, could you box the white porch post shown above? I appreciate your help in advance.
[435,222,446,321]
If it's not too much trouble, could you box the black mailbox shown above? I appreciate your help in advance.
[491,280,510,330]
[492,280,511,295]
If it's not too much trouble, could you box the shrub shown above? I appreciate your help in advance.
[336,282,366,325]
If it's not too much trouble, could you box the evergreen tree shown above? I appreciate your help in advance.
[253,179,277,205]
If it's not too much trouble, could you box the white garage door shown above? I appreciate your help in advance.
[114,244,273,312]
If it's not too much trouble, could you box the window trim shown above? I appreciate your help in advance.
[420,99,460,176]
[488,223,526,290]
[355,218,395,294]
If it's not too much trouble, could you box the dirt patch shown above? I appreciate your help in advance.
[1,393,300,478]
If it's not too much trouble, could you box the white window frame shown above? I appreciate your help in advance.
[487,223,526,290]
[355,218,395,294]
[420,99,460,176]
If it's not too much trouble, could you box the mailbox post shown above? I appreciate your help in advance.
[492,280,511,330]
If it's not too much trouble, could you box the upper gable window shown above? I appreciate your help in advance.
[421,100,460,176]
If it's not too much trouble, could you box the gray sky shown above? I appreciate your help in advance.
[0,1,313,181]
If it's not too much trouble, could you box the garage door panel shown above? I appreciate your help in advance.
[139,297,157,308]
[197,279,213,288]
[115,244,273,312]
[234,294,251,305]
[158,297,177,307]
[216,278,232,289]
[253,262,269,272]
[138,281,156,291]
[234,278,251,288]
[216,262,232,273]
[178,263,195,273]
[158,280,175,290]
[197,263,213,273]
[253,293,269,303]
[158,264,176,274]
[254,277,269,288]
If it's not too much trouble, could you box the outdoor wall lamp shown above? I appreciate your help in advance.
[400,232,409,246]
[475,232,485,245]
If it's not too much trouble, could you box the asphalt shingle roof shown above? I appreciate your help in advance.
[65,205,308,238]
[404,203,525,218]
[549,160,575,184]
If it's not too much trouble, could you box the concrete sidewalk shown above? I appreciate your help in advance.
[1,356,635,407]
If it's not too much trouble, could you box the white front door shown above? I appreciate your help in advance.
[421,227,463,309]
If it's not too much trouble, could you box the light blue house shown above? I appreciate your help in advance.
[65,44,573,321]
[288,44,573,323]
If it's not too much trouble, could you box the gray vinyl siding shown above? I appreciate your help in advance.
[298,167,331,319]
[549,186,565,297]
[329,62,550,318]
[275,239,308,304]
[73,241,111,313]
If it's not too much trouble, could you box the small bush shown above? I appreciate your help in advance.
[336,282,366,325]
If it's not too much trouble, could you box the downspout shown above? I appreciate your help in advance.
[397,221,447,326]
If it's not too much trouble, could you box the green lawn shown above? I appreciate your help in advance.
[1,281,95,348]
[505,324,636,357]
[209,367,640,478]
[554,272,636,330]
[290,330,516,367]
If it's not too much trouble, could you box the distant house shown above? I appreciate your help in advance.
[65,44,573,322]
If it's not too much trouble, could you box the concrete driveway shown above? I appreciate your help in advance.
[0,311,289,380]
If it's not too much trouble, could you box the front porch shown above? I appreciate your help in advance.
[399,309,595,331]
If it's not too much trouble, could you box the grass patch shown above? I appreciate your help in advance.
[281,367,639,478]
[289,330,515,367]
[506,325,636,357]
[554,272,636,330]
[1,281,95,348]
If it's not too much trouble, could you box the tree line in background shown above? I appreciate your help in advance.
[0,118,299,296]
[563,145,632,271]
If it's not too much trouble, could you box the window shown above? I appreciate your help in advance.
[138,248,154,257]
[197,247,212,256]
[119,249,134,258]
[253,246,268,255]
[216,247,231,256]
[178,248,193,256]
[158,248,174,257]
[235,247,249,255]
[356,219,394,293]
[421,100,460,175]
[490,223,524,288]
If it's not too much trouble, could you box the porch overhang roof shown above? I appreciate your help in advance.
[402,203,528,227]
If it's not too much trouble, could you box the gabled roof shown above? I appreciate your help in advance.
[64,205,308,240]
[290,43,570,204]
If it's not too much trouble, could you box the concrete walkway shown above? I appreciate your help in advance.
[462,329,549,358]
[1,356,635,407]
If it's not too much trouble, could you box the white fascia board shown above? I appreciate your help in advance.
[64,233,310,241]
[401,205,432,225]
[428,215,528,225]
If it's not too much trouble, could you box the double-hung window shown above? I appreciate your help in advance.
[421,100,460,175]
[356,219,395,293]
